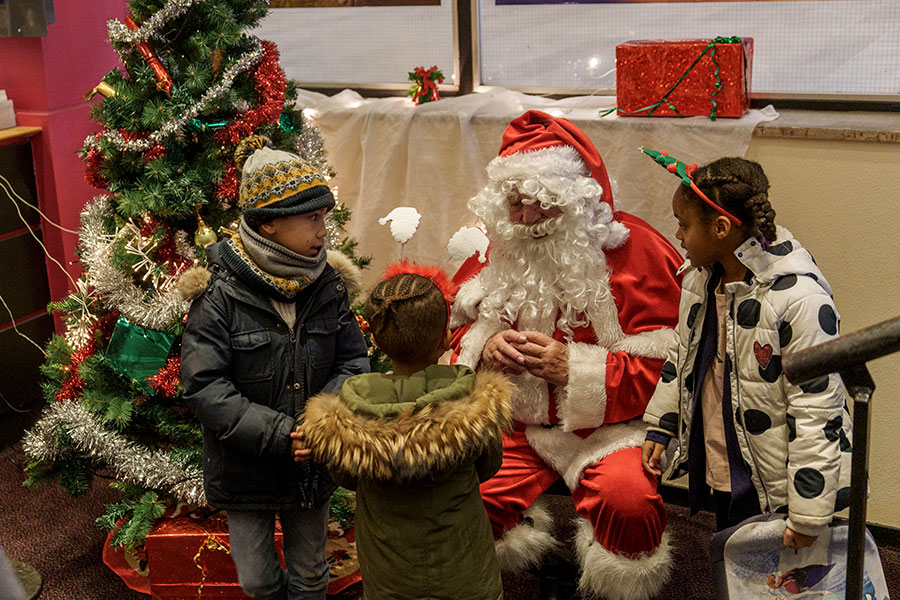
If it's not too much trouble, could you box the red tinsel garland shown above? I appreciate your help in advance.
[119,129,143,143]
[146,356,181,398]
[143,143,167,163]
[84,146,109,190]
[215,161,240,205]
[215,41,286,148]
[56,312,120,401]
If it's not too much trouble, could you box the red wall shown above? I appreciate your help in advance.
[0,0,128,324]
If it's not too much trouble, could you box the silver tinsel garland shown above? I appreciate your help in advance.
[324,208,341,252]
[295,117,343,250]
[294,114,332,177]
[107,0,199,46]
[80,196,190,330]
[22,400,205,506]
[174,229,198,263]
[86,40,264,154]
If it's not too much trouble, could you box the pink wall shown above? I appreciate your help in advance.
[0,0,128,326]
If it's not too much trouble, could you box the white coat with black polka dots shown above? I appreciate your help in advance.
[644,226,853,537]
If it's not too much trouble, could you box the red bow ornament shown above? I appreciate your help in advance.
[408,65,444,105]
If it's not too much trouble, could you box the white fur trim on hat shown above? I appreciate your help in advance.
[495,498,559,573]
[575,519,673,600]
[487,145,589,184]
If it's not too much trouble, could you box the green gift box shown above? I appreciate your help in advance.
[105,317,175,392]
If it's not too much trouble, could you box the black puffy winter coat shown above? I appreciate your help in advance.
[181,242,369,510]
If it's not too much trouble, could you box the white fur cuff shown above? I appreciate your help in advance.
[450,273,487,330]
[574,518,673,600]
[455,318,501,369]
[495,498,559,573]
[558,342,609,430]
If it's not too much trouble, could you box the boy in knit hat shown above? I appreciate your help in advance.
[181,135,369,600]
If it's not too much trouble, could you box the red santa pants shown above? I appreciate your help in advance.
[480,428,666,557]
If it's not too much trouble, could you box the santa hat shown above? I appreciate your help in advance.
[486,110,614,209]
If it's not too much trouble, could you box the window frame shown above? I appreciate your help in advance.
[297,0,900,111]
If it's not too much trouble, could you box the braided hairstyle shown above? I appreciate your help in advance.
[692,157,776,243]
[366,273,448,364]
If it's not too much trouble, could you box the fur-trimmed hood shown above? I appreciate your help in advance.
[302,365,513,482]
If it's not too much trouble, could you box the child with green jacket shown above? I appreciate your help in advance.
[296,263,513,600]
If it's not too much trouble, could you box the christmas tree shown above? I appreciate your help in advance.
[21,0,378,551]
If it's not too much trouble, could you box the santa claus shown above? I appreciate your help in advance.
[450,111,683,600]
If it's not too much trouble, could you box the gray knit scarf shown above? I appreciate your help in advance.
[221,218,327,300]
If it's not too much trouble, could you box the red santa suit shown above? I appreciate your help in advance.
[450,111,683,600]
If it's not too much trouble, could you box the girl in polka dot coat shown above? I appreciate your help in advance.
[641,156,853,553]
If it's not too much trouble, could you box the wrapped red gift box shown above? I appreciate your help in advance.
[141,514,360,599]
[145,515,279,598]
[615,38,753,118]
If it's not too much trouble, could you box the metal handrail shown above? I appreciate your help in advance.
[783,315,900,600]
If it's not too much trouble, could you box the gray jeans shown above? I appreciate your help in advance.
[226,503,330,600]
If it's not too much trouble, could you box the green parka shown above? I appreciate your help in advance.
[302,365,513,600]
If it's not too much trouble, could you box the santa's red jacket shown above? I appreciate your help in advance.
[450,212,683,486]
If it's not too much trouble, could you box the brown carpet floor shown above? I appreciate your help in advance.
[1,442,897,599]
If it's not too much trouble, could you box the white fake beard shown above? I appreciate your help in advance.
[510,217,562,240]
[476,206,619,339]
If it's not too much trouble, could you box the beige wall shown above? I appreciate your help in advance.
[745,136,900,528]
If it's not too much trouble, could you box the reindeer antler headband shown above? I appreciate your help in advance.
[640,147,743,226]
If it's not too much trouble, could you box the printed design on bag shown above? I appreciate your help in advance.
[754,341,773,369]
[716,517,892,599]
[766,563,834,595]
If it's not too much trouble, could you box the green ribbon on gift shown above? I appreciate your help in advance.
[601,36,742,121]
[105,316,176,393]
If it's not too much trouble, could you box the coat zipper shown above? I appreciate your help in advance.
[674,323,697,468]
[289,325,298,396]
[293,270,339,400]
[673,289,703,473]
[728,289,772,510]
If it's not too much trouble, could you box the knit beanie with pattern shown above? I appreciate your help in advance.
[233,135,335,229]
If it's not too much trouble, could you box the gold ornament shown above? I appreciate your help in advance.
[194,212,218,247]
[84,81,117,101]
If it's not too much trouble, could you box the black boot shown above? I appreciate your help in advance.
[535,546,579,600]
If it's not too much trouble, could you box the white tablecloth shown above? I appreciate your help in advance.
[297,88,779,289]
